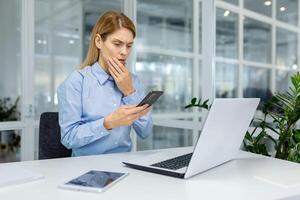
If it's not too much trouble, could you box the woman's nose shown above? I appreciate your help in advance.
[120,46,129,56]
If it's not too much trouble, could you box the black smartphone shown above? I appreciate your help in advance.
[137,91,163,107]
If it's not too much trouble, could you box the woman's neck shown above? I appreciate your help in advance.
[98,57,109,75]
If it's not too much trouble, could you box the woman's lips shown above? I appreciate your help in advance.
[119,59,126,65]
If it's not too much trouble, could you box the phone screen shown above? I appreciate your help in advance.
[65,170,126,189]
[137,91,163,107]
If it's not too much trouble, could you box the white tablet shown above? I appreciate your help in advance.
[59,170,128,193]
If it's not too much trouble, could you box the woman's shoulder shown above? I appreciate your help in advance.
[58,67,92,91]
[68,66,93,82]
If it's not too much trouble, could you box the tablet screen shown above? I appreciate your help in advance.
[65,170,126,189]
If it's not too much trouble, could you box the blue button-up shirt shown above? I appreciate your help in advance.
[57,62,153,156]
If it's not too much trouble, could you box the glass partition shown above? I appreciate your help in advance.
[0,130,21,163]
[216,62,238,98]
[220,0,238,5]
[244,0,272,17]
[137,0,193,52]
[276,27,298,69]
[243,66,272,107]
[0,0,21,122]
[276,0,298,26]
[216,8,238,59]
[244,17,271,64]
[137,126,193,151]
[276,70,295,93]
[136,53,193,113]
[34,0,122,119]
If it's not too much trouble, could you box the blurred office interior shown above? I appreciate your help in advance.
[0,0,299,162]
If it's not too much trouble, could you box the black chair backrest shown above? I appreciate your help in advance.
[39,112,71,159]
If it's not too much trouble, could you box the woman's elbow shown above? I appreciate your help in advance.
[60,134,73,149]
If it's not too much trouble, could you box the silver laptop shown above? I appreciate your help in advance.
[123,98,259,179]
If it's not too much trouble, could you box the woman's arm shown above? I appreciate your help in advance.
[58,71,110,149]
[122,75,153,139]
[132,112,153,139]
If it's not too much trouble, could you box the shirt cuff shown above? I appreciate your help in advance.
[89,118,110,137]
[122,90,143,105]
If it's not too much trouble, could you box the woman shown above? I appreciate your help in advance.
[57,11,152,156]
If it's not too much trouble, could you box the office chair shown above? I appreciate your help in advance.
[39,112,72,159]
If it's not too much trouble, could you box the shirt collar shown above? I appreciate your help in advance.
[91,62,114,85]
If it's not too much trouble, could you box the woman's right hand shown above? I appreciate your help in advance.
[103,104,151,130]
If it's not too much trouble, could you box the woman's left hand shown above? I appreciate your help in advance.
[107,57,135,96]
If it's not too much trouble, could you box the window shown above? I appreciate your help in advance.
[137,0,193,52]
[244,0,272,17]
[0,0,21,122]
[137,126,193,150]
[216,62,238,98]
[277,0,298,26]
[220,0,238,5]
[0,0,22,163]
[276,28,298,69]
[136,0,198,150]
[34,0,122,119]
[0,130,22,163]
[243,66,272,106]
[136,53,193,113]
[216,0,299,111]
[216,8,238,59]
[244,17,271,64]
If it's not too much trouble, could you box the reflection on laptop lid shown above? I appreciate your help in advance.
[123,98,260,179]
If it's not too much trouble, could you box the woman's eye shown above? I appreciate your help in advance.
[114,43,121,46]
[127,45,132,48]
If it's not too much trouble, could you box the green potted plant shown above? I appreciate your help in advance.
[185,72,300,163]
[244,72,300,163]
[0,97,20,122]
[0,97,20,152]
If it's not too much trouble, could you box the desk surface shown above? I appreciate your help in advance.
[1,147,300,200]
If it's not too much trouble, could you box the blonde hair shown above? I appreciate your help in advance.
[80,11,136,68]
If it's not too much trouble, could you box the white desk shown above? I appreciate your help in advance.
[1,147,300,200]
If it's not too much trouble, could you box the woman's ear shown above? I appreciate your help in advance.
[95,34,102,49]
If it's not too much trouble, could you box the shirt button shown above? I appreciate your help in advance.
[114,141,118,145]
[113,103,117,107]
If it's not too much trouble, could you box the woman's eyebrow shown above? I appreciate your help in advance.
[112,38,133,44]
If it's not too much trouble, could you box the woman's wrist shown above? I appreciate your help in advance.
[104,116,113,130]
[123,88,135,97]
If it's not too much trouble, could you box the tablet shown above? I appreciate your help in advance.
[59,170,128,193]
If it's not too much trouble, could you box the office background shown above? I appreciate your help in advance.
[0,0,299,163]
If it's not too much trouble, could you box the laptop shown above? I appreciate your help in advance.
[123,98,259,179]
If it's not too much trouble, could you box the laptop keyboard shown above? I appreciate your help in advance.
[150,153,193,170]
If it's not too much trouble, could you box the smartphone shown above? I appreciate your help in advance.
[58,170,128,193]
[137,91,163,107]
